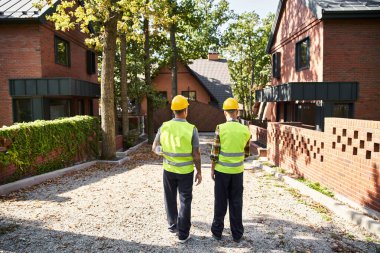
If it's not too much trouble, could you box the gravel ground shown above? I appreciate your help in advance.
[0,136,379,253]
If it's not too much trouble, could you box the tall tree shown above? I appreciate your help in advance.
[143,0,155,143]
[120,34,129,138]
[222,12,274,119]
[39,0,122,159]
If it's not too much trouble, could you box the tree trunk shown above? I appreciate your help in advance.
[120,34,129,139]
[100,8,118,159]
[144,9,154,144]
[249,59,255,120]
[170,23,178,97]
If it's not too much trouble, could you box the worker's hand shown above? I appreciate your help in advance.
[195,172,202,186]
[211,169,215,181]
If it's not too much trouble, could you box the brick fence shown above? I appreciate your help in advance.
[267,118,380,213]
[249,124,267,146]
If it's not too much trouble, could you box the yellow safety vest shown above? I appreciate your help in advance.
[160,120,195,174]
[215,121,251,174]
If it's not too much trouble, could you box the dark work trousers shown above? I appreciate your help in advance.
[211,170,244,240]
[163,170,194,239]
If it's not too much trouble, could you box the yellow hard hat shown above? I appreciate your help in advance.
[171,95,189,110]
[223,97,238,110]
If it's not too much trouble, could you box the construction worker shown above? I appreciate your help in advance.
[152,95,202,244]
[210,97,251,243]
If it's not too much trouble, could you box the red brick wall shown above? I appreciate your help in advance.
[249,124,267,146]
[0,22,98,127]
[271,0,324,85]
[323,19,380,121]
[40,23,98,83]
[267,118,380,212]
[0,23,43,127]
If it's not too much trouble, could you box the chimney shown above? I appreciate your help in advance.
[208,52,219,61]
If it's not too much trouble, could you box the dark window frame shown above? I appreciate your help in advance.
[295,37,310,71]
[181,90,197,101]
[272,52,281,78]
[333,103,354,119]
[54,35,71,67]
[13,98,33,123]
[86,50,96,74]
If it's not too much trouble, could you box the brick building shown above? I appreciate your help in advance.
[255,0,380,130]
[251,0,380,214]
[0,0,100,127]
[141,53,233,132]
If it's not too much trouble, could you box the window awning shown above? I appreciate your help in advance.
[255,82,358,102]
[9,78,100,98]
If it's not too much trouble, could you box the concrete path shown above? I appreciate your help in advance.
[0,136,379,252]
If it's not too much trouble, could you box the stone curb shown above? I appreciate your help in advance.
[0,139,149,195]
[0,161,97,195]
[256,163,380,238]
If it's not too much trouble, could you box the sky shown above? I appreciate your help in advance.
[226,0,279,18]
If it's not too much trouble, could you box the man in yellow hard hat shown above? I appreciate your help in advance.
[152,95,202,244]
[210,97,251,243]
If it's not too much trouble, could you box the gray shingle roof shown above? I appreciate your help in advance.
[187,59,233,108]
[267,0,380,53]
[0,0,55,19]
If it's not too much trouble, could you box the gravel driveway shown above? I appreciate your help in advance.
[0,135,379,253]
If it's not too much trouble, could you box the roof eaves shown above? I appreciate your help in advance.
[185,64,219,103]
[37,0,59,23]
[266,0,323,54]
[321,9,380,19]
[265,0,284,54]
[0,17,40,23]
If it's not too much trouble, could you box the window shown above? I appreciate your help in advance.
[78,99,85,115]
[86,50,96,74]
[295,37,310,71]
[48,99,71,120]
[272,52,281,78]
[54,36,70,66]
[181,91,196,101]
[333,103,353,118]
[296,103,315,126]
[13,99,32,122]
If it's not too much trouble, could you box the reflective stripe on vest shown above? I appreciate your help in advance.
[163,151,192,157]
[160,120,195,174]
[215,121,251,174]
[163,159,194,167]
[220,151,244,157]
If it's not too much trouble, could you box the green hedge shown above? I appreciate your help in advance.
[0,116,99,184]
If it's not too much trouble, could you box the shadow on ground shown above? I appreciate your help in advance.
[0,216,378,253]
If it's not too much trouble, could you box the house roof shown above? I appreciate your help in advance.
[0,0,57,20]
[187,59,233,108]
[267,0,380,53]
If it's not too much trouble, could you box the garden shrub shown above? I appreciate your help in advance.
[0,116,99,184]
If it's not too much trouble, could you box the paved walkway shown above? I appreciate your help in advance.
[0,136,379,252]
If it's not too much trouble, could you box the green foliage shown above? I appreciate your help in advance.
[221,12,275,119]
[124,129,142,149]
[297,178,335,198]
[0,116,99,184]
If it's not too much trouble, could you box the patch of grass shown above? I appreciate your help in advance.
[262,161,273,167]
[344,233,355,240]
[274,183,285,188]
[286,187,333,221]
[286,188,303,199]
[263,174,274,180]
[273,166,286,174]
[365,236,380,244]
[296,178,334,198]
